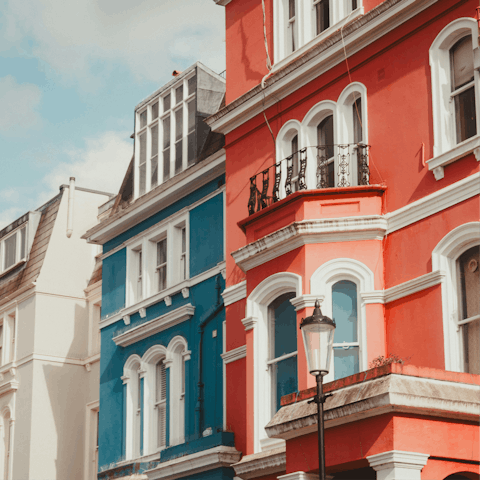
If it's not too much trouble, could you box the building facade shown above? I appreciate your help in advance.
[0,180,110,480]
[84,63,241,480]
[207,0,480,479]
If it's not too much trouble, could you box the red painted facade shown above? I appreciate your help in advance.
[210,0,480,478]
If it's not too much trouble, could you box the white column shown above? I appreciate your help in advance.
[367,450,429,480]
[278,473,334,480]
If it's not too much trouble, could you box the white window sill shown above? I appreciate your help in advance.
[427,135,480,180]
[273,7,364,72]
[0,259,27,279]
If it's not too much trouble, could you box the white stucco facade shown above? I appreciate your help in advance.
[0,185,109,480]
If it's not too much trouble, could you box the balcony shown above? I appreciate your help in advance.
[248,144,370,215]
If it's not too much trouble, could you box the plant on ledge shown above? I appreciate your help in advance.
[369,353,407,369]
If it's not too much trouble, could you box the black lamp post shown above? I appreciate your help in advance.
[299,299,336,480]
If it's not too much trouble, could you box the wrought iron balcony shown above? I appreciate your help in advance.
[248,144,370,216]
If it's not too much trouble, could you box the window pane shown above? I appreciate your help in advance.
[459,246,480,320]
[317,115,334,158]
[175,140,183,174]
[20,227,26,259]
[353,97,363,144]
[187,75,197,96]
[139,110,147,129]
[275,356,297,411]
[352,0,358,10]
[175,85,183,104]
[462,318,480,375]
[271,293,297,358]
[151,157,158,189]
[187,132,196,166]
[188,100,195,132]
[163,116,170,149]
[291,135,299,178]
[139,164,146,196]
[175,109,183,142]
[332,280,358,343]
[152,102,159,120]
[451,36,474,91]
[139,132,146,165]
[316,0,330,35]
[163,94,171,112]
[163,148,170,181]
[4,234,16,270]
[158,266,167,291]
[151,124,159,157]
[454,86,477,144]
[333,346,359,380]
[157,239,167,265]
[288,0,295,18]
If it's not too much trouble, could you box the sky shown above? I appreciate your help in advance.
[0,0,225,229]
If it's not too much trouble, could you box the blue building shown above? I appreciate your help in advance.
[83,63,240,480]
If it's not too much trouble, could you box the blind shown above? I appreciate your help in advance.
[451,36,474,91]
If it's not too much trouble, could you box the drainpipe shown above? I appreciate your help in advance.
[195,274,224,439]
[66,177,75,238]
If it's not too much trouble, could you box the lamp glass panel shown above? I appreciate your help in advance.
[301,322,335,374]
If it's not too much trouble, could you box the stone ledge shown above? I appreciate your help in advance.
[232,446,286,480]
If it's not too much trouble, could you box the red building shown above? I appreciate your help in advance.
[207,0,480,479]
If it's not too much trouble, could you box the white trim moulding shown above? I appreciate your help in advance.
[113,304,195,347]
[222,280,247,306]
[146,445,241,480]
[384,270,445,303]
[221,345,247,364]
[100,261,225,329]
[290,294,323,311]
[232,216,387,272]
[0,380,19,397]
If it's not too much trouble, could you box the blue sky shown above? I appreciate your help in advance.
[0,0,225,229]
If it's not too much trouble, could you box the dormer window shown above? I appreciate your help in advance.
[134,73,197,198]
[314,0,329,35]
[1,226,26,273]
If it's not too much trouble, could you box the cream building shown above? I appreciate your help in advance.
[0,179,112,480]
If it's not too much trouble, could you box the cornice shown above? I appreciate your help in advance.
[83,150,225,245]
[112,304,195,347]
[385,172,480,234]
[146,445,241,480]
[384,270,444,303]
[232,447,286,480]
[207,0,439,134]
[0,380,19,397]
[367,450,430,470]
[221,345,247,364]
[241,316,257,331]
[232,216,387,272]
[222,280,247,306]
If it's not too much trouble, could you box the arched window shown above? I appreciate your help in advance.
[450,36,477,144]
[0,411,12,480]
[155,360,167,449]
[457,246,479,374]
[123,355,142,460]
[268,293,298,413]
[432,222,480,372]
[317,115,335,188]
[332,280,360,379]
[166,336,189,447]
[429,18,480,168]
[276,120,303,198]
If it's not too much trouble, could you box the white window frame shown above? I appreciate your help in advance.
[84,400,99,480]
[0,309,17,369]
[432,222,480,373]
[134,73,197,199]
[429,18,480,178]
[310,258,372,383]
[245,272,302,453]
[0,225,27,276]
[273,0,364,67]
[0,407,13,480]
[123,355,143,460]
[126,212,189,308]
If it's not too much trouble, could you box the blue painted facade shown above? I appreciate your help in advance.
[98,177,232,478]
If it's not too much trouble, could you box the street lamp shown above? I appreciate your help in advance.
[299,299,336,480]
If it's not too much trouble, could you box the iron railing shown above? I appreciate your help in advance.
[248,144,370,215]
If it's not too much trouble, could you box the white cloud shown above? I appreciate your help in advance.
[42,131,133,198]
[0,76,42,133]
[1,0,225,85]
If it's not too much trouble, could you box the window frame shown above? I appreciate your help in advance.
[134,72,197,199]
[0,309,17,369]
[432,222,480,373]
[273,0,364,66]
[0,225,27,276]
[123,355,143,460]
[429,18,480,177]
[126,212,189,308]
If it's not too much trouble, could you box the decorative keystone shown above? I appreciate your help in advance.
[181,288,189,299]
[139,308,146,318]
[164,296,172,307]
[123,315,130,326]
